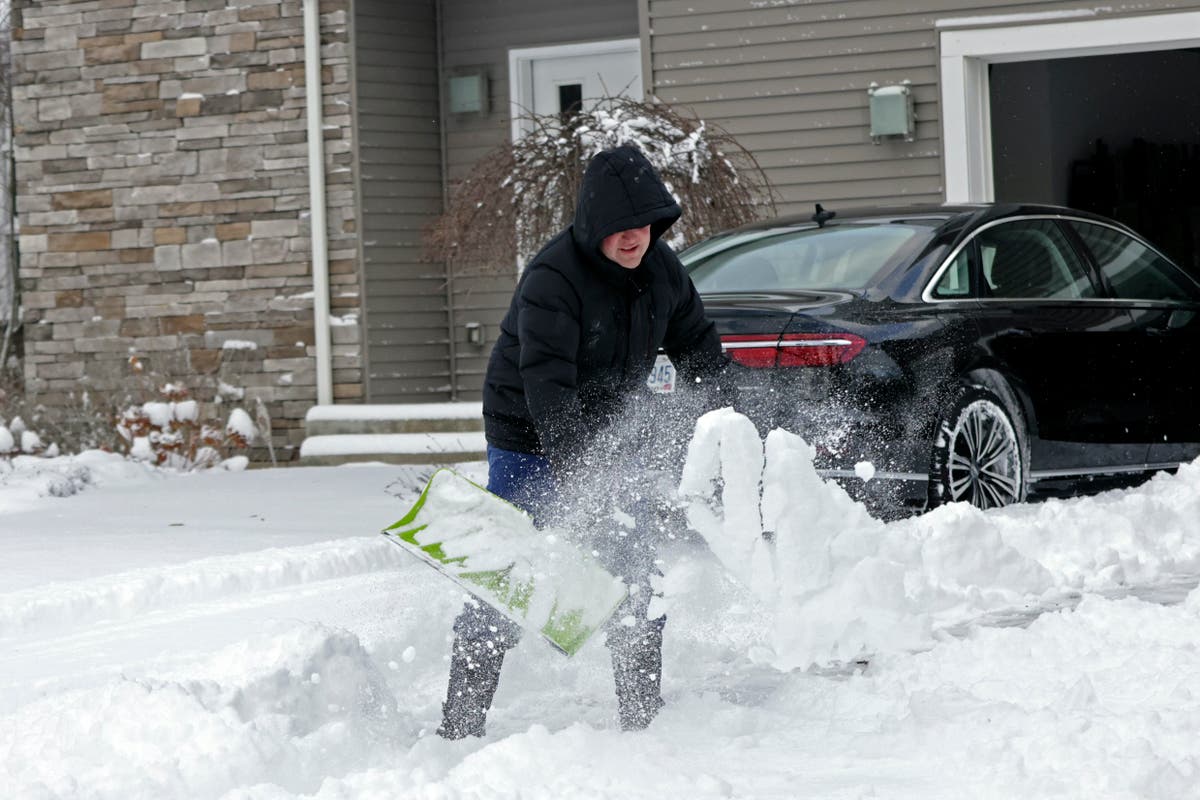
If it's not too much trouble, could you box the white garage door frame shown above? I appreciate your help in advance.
[939,10,1200,204]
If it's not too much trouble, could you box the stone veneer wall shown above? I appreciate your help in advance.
[9,0,362,461]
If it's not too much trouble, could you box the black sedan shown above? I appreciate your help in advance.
[673,203,1200,515]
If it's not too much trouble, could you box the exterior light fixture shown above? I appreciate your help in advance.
[448,72,487,114]
[868,80,916,144]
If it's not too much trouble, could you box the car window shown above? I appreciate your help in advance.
[685,223,934,292]
[1069,221,1200,302]
[976,219,1098,300]
[931,247,973,298]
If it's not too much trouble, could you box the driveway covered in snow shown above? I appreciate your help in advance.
[3,437,1200,799]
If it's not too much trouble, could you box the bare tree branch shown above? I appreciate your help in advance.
[426,95,776,271]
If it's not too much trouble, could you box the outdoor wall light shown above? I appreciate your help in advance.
[868,81,915,143]
[464,321,485,345]
[448,72,487,114]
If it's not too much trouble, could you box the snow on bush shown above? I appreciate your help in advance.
[3,351,273,468]
[427,95,775,267]
[225,408,256,441]
[116,383,256,471]
[0,415,50,460]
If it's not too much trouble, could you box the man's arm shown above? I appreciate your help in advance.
[661,252,728,389]
[516,266,586,471]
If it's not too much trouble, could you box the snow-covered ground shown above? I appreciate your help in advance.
[4,418,1200,800]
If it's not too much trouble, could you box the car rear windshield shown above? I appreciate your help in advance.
[682,222,937,292]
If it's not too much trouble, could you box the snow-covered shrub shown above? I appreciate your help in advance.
[0,373,47,460]
[1,367,109,458]
[2,351,271,468]
[115,382,256,470]
[427,95,775,268]
[0,413,55,461]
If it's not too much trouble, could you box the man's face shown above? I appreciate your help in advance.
[600,225,652,269]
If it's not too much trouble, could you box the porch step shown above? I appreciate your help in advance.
[299,403,486,465]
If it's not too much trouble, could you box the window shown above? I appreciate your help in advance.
[557,83,582,116]
[1070,221,1200,303]
[931,247,973,298]
[685,223,935,292]
[976,220,1098,299]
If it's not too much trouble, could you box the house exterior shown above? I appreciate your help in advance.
[9,0,1200,460]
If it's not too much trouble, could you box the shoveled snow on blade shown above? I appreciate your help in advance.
[384,469,626,655]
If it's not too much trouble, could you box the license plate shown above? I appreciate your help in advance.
[646,354,675,394]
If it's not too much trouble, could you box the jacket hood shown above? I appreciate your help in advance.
[571,145,682,261]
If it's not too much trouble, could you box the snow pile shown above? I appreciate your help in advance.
[0,450,161,514]
[967,470,1200,589]
[677,408,1200,669]
[846,593,1200,798]
[0,624,399,799]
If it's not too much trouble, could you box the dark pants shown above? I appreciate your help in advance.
[437,446,666,738]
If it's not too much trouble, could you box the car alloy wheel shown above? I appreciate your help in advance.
[931,387,1027,510]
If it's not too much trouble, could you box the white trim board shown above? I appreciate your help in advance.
[507,38,640,142]
[939,10,1200,204]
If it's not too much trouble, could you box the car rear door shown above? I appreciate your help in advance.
[1067,219,1200,466]
[966,217,1146,471]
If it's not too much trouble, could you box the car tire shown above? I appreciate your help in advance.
[929,384,1028,510]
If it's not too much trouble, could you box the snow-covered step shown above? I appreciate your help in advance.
[298,431,487,466]
[304,402,483,435]
[299,403,486,465]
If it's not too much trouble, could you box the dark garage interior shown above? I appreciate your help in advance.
[989,48,1200,276]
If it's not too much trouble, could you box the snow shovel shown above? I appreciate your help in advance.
[382,468,628,656]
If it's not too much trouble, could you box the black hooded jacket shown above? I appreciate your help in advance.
[482,145,726,470]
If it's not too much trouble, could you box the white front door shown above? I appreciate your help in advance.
[509,39,642,139]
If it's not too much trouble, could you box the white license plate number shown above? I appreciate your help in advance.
[646,354,675,394]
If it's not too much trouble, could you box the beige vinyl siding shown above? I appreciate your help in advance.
[355,0,452,402]
[440,0,639,400]
[646,0,1200,216]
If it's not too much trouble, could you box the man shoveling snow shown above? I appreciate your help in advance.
[436,144,729,738]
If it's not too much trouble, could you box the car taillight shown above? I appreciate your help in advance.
[720,333,867,368]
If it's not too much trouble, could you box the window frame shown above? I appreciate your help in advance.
[924,214,1118,304]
